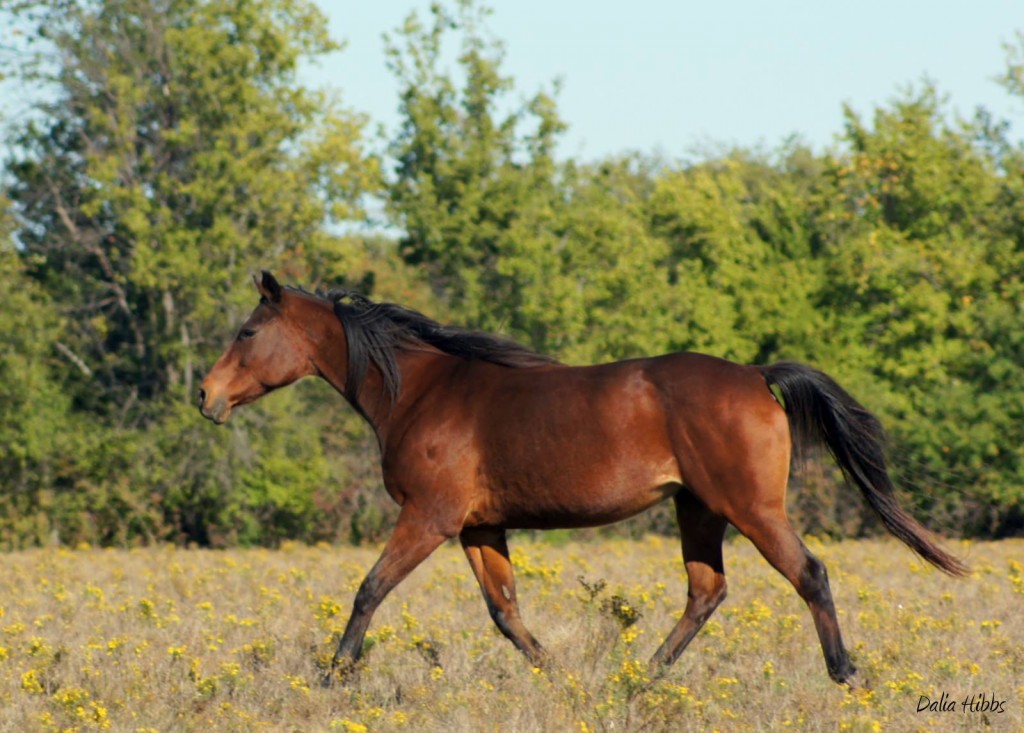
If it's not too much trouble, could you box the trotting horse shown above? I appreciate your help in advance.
[199,271,966,685]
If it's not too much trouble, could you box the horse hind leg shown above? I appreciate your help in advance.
[460,527,547,667]
[733,507,856,684]
[649,490,729,672]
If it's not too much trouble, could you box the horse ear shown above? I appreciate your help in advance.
[254,271,283,303]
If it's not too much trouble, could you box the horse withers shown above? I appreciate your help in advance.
[199,271,966,685]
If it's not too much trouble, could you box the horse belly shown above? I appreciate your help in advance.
[487,451,682,530]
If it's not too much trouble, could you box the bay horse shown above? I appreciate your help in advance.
[198,271,966,685]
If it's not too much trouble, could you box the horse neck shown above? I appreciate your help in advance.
[305,300,448,439]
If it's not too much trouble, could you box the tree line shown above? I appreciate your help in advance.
[1,0,1022,548]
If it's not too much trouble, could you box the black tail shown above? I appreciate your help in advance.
[760,362,968,577]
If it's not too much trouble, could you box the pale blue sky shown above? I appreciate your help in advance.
[312,1,1023,160]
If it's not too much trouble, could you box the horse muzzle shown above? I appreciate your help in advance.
[198,388,232,425]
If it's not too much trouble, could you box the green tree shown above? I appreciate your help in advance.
[385,0,566,332]
[812,86,1024,535]
[2,0,377,420]
[0,197,72,546]
[648,147,825,365]
[0,0,378,546]
[385,2,681,364]
[492,156,677,364]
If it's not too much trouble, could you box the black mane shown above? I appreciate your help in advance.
[323,289,558,405]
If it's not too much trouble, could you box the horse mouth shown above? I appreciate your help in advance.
[204,410,229,425]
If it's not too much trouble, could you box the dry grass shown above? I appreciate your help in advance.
[0,535,1021,732]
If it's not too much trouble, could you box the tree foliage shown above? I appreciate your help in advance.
[5,0,376,419]
[0,0,380,546]
[0,1,1022,545]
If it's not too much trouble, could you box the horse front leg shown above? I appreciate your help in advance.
[325,506,449,685]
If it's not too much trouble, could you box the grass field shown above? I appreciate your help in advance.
[0,534,1021,732]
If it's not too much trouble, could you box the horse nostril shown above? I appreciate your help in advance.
[198,388,207,407]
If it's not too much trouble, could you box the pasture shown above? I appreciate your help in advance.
[0,535,1020,732]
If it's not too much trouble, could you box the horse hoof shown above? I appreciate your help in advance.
[830,661,859,687]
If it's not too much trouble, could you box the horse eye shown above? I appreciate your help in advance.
[238,328,257,341]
